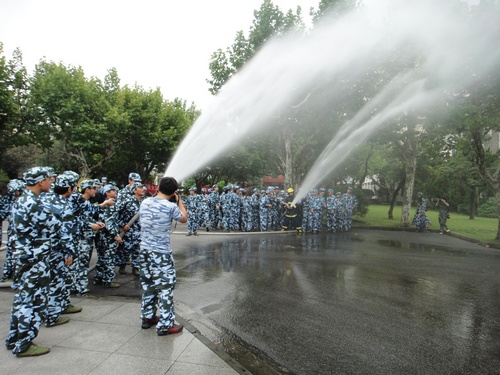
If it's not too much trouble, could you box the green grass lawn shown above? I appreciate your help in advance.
[356,204,500,246]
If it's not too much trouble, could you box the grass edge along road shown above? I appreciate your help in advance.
[356,204,500,248]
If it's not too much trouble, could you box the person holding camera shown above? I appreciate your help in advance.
[138,177,187,336]
[435,196,451,234]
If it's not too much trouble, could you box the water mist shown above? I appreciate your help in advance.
[165,0,499,198]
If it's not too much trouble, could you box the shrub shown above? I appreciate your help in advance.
[477,197,497,218]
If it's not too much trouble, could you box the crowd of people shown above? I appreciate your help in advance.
[0,165,359,357]
[1,164,454,357]
[183,185,359,235]
[0,168,187,357]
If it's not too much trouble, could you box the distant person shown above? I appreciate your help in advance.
[281,188,302,233]
[435,196,450,234]
[138,176,187,336]
[412,192,431,232]
[340,187,358,231]
[0,179,25,282]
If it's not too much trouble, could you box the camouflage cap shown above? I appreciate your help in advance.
[130,182,145,191]
[94,179,101,185]
[80,179,96,190]
[63,170,80,182]
[101,177,108,182]
[23,166,50,186]
[7,179,25,192]
[45,166,57,177]
[128,172,142,182]
[55,174,74,188]
[102,184,118,194]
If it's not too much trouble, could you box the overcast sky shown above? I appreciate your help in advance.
[0,0,319,111]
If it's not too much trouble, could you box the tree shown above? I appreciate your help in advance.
[0,45,39,160]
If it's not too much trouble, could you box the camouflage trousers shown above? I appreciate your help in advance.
[6,259,50,354]
[115,228,140,271]
[139,251,176,331]
[260,209,270,231]
[209,208,219,229]
[187,211,200,234]
[70,237,94,294]
[94,233,118,286]
[1,227,15,281]
[46,252,71,325]
[327,212,335,230]
[307,210,321,232]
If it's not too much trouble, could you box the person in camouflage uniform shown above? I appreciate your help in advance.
[326,189,336,231]
[249,189,259,231]
[138,177,187,335]
[302,192,311,232]
[44,173,81,327]
[71,179,109,295]
[259,189,272,231]
[185,186,200,236]
[208,185,220,230]
[340,187,358,231]
[94,184,122,288]
[5,167,58,357]
[307,189,323,233]
[1,179,25,282]
[435,196,451,234]
[412,192,431,232]
[116,182,145,275]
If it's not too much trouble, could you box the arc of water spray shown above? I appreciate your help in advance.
[165,1,499,188]
[292,74,441,204]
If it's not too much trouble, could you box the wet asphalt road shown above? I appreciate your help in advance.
[84,228,500,375]
[3,225,500,374]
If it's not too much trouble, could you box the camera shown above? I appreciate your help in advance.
[169,191,178,204]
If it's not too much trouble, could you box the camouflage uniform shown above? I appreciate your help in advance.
[43,174,77,325]
[307,190,323,233]
[115,182,143,273]
[259,191,272,231]
[208,185,220,229]
[340,188,358,231]
[6,167,59,355]
[1,180,25,281]
[250,189,260,231]
[186,187,200,235]
[71,180,101,295]
[331,192,342,231]
[94,185,120,286]
[326,189,336,231]
[412,193,430,232]
[139,196,183,333]
[302,193,311,232]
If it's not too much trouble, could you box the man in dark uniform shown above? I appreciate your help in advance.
[281,188,302,233]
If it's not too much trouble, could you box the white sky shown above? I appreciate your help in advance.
[0,0,319,111]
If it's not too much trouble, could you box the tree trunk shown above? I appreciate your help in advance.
[469,187,477,219]
[284,132,294,189]
[400,157,416,227]
[388,180,404,220]
[496,190,500,240]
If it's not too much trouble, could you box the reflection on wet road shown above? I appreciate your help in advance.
[173,230,500,375]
